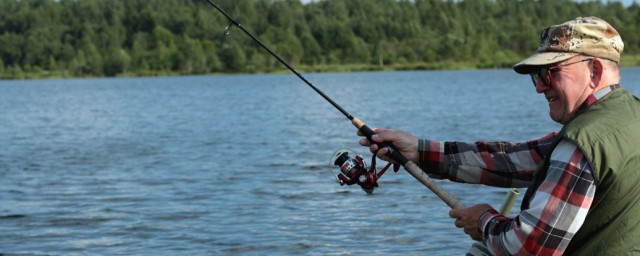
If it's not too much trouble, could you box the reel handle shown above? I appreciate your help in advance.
[351,117,466,209]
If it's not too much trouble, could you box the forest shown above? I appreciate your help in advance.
[0,0,639,79]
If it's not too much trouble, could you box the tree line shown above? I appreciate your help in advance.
[0,0,639,79]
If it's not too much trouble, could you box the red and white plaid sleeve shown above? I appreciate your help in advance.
[418,132,557,188]
[479,139,595,255]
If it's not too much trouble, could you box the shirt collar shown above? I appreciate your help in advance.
[576,84,621,114]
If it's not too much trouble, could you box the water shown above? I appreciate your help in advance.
[1,69,639,255]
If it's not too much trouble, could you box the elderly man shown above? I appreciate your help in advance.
[359,17,640,255]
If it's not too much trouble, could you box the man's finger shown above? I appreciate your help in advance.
[455,219,464,228]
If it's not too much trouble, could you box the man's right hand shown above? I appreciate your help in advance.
[357,128,419,164]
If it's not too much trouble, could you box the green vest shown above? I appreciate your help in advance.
[521,88,640,255]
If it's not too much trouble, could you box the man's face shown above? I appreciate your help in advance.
[533,57,594,124]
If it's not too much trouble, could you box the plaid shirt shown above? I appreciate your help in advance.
[418,85,621,255]
[419,135,594,256]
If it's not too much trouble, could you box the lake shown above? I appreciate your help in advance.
[1,68,639,255]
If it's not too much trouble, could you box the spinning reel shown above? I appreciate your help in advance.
[330,149,399,194]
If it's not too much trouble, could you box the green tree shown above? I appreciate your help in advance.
[151,25,178,70]
[201,40,223,73]
[8,65,24,79]
[299,32,322,65]
[81,41,104,76]
[104,47,131,76]
[69,50,87,76]
[219,43,247,72]
[0,33,24,68]
[130,32,151,72]
[178,34,207,74]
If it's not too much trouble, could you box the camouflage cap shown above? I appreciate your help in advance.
[513,16,624,74]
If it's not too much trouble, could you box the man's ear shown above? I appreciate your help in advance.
[590,58,604,88]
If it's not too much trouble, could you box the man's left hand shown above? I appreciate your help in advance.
[449,204,494,241]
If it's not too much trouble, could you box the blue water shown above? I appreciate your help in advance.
[1,69,639,255]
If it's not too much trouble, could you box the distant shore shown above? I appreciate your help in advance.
[2,55,639,80]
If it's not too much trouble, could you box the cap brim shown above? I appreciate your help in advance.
[513,52,579,74]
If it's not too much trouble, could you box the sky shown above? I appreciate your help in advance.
[575,0,637,5]
[299,0,638,6]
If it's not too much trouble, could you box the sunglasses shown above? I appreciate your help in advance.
[529,58,593,88]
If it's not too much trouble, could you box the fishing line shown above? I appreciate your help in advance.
[204,0,465,209]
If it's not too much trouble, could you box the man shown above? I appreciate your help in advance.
[359,17,640,255]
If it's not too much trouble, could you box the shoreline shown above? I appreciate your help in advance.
[2,55,639,81]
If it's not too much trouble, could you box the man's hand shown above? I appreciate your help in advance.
[357,128,418,164]
[449,204,494,241]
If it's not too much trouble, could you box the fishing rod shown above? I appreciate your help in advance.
[205,0,464,209]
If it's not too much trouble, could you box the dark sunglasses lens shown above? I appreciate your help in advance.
[530,68,549,87]
[530,70,543,87]
[530,73,538,87]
